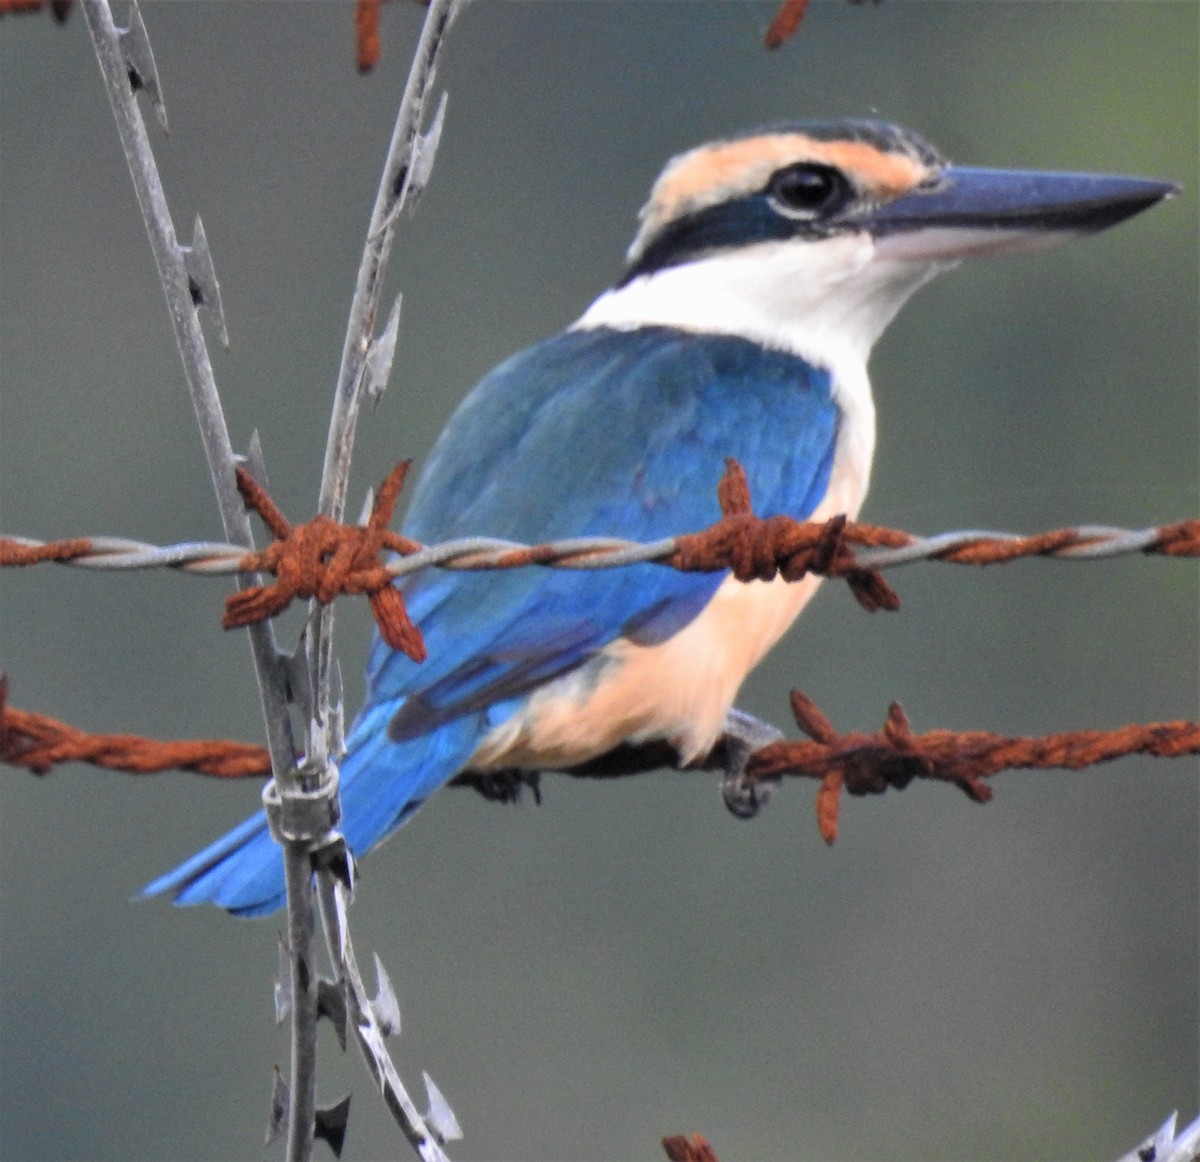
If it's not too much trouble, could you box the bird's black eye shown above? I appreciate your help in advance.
[767,163,850,219]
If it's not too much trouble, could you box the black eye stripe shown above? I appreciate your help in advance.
[621,164,859,283]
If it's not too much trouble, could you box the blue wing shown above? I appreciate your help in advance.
[377,325,838,728]
[142,325,838,914]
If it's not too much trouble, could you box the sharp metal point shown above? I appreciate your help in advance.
[282,646,314,721]
[333,881,350,964]
[363,293,403,408]
[118,0,167,133]
[370,952,401,1037]
[330,662,346,756]
[314,835,356,904]
[264,1065,289,1146]
[404,91,447,215]
[313,1094,352,1159]
[244,429,270,490]
[274,932,293,1024]
[422,1071,463,1144]
[1116,1110,1200,1162]
[369,89,450,245]
[356,487,376,528]
[317,978,349,1052]
[182,216,229,349]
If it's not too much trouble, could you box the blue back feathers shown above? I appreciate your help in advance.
[374,325,838,731]
[143,324,838,915]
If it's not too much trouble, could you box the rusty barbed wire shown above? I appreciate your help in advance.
[765,0,879,50]
[0,0,73,19]
[356,0,383,71]
[348,0,871,70]
[662,1134,721,1162]
[2,458,1200,585]
[4,678,1196,846]
[0,677,272,779]
[749,692,1200,844]
[2,461,1197,653]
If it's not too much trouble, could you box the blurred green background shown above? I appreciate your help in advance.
[1,3,1196,1159]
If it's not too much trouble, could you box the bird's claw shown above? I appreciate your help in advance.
[718,708,784,820]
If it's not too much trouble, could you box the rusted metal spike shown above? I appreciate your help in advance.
[314,1095,352,1158]
[182,216,229,348]
[117,0,166,132]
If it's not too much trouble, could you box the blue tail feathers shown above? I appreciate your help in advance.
[141,708,484,916]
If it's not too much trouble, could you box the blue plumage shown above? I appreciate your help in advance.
[143,326,837,915]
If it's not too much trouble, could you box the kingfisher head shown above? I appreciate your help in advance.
[580,119,1176,368]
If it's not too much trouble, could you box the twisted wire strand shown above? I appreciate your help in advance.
[4,678,1196,849]
[2,518,1195,578]
[5,461,1195,661]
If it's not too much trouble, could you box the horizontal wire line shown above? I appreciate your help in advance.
[2,519,1194,579]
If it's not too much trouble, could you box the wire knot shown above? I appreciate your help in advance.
[746,689,1200,844]
[224,461,427,661]
[670,459,901,611]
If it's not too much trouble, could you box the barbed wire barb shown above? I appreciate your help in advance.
[746,691,1200,844]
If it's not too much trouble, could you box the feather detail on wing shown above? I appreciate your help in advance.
[372,325,839,743]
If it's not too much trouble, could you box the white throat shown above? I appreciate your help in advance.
[576,233,947,373]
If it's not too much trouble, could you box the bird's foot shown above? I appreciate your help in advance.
[453,769,543,806]
[718,708,784,820]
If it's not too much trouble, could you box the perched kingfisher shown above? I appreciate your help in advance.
[145,120,1174,915]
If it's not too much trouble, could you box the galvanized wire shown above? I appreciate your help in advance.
[3,517,1194,581]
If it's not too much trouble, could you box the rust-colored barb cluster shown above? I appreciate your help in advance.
[750,692,1200,843]
[671,459,900,610]
[226,461,428,661]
